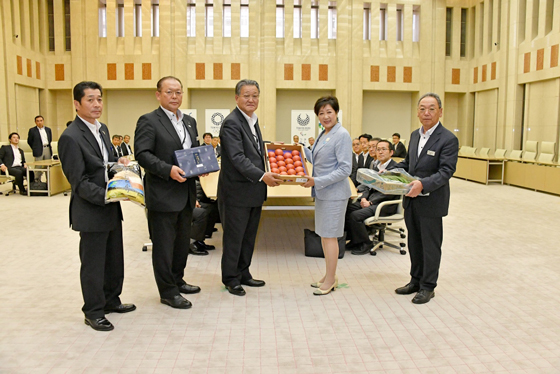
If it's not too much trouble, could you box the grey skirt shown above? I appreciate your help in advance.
[314,198,347,238]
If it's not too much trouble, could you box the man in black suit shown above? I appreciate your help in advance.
[350,137,361,186]
[135,76,202,309]
[393,93,459,304]
[0,132,29,194]
[218,79,282,296]
[58,81,136,332]
[364,137,380,169]
[346,140,399,255]
[121,135,133,156]
[111,135,124,158]
[392,133,407,158]
[27,115,53,182]
[358,133,372,167]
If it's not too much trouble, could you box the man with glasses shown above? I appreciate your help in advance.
[345,140,398,255]
[135,76,202,310]
[392,93,459,304]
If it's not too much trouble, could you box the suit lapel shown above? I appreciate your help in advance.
[157,107,183,148]
[75,119,103,159]
[313,123,341,157]
[183,115,198,147]
[235,108,261,155]
[417,123,443,161]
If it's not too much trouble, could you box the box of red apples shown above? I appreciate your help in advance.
[265,144,310,185]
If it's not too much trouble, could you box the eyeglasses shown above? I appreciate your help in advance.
[161,90,183,97]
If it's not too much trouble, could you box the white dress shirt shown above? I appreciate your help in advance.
[376,159,392,171]
[78,116,109,182]
[38,126,49,146]
[418,122,440,157]
[161,106,192,149]
[11,144,23,167]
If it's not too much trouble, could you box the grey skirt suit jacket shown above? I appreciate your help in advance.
[304,123,352,237]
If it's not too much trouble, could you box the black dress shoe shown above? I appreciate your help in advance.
[351,242,374,255]
[395,282,420,295]
[160,294,192,309]
[178,283,201,294]
[212,227,218,232]
[104,303,136,314]
[85,317,114,331]
[226,285,246,296]
[345,241,360,250]
[194,240,215,250]
[189,243,209,256]
[241,278,265,287]
[412,289,435,304]
[20,190,27,195]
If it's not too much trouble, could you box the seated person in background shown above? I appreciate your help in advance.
[111,135,123,158]
[0,132,30,195]
[350,138,361,186]
[293,135,305,145]
[202,132,213,146]
[392,133,407,158]
[345,140,399,255]
[211,136,221,158]
[365,137,381,169]
[189,180,220,255]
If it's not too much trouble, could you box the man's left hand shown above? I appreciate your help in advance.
[406,180,423,197]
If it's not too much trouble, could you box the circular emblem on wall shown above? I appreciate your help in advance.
[297,114,310,126]
[211,112,225,126]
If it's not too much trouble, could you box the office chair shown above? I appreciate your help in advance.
[0,169,16,196]
[363,198,407,256]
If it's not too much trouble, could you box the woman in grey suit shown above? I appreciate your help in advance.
[302,96,352,295]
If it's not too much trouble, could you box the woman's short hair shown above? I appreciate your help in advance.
[313,96,339,116]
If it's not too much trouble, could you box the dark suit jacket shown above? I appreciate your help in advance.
[364,154,375,169]
[213,144,221,158]
[393,122,459,218]
[111,145,123,158]
[58,117,123,232]
[121,142,132,156]
[135,107,198,213]
[217,107,267,207]
[27,126,52,157]
[0,145,26,168]
[393,141,407,158]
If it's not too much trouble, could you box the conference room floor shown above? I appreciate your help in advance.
[1,178,559,374]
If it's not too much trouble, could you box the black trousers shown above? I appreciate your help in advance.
[201,201,220,236]
[148,206,193,299]
[404,201,443,291]
[79,223,124,319]
[191,207,208,241]
[345,201,376,245]
[219,201,262,287]
[7,166,26,191]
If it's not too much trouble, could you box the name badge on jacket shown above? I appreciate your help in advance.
[427,150,435,156]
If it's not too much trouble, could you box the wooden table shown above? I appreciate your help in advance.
[199,165,358,210]
[454,155,505,185]
[26,160,71,196]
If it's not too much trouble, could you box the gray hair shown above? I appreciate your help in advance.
[235,79,260,96]
[418,92,442,109]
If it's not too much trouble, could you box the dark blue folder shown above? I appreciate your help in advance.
[174,145,220,178]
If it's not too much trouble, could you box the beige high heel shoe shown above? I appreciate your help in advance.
[311,275,338,290]
[313,280,337,296]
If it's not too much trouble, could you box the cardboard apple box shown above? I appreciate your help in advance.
[265,143,310,185]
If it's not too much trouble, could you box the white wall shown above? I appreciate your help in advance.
[104,89,159,140]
